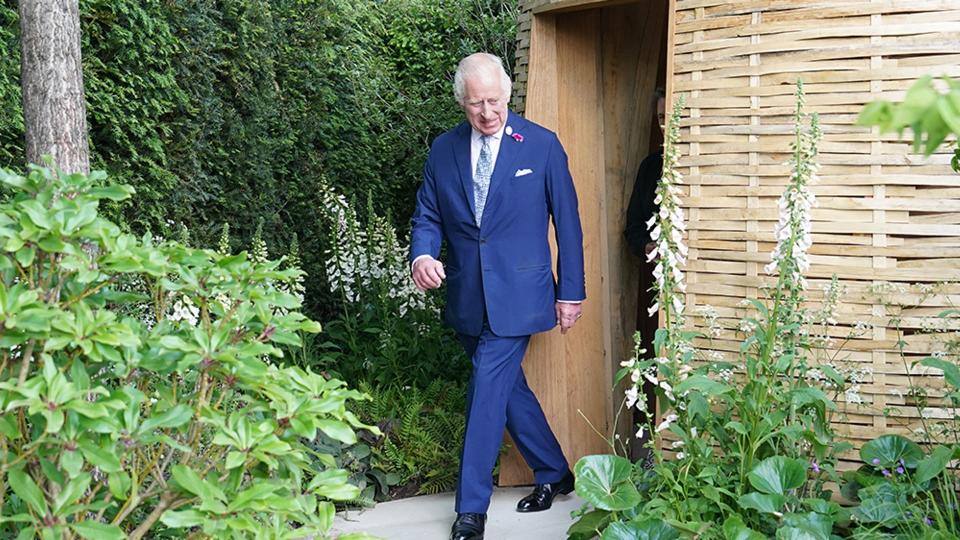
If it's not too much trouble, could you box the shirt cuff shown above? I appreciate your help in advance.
[557,300,582,304]
[411,254,434,271]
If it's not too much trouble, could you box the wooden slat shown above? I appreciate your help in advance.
[670,0,960,457]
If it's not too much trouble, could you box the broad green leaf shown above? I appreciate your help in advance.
[860,434,923,468]
[108,471,131,501]
[7,469,48,514]
[54,474,91,514]
[789,387,837,411]
[920,357,960,389]
[781,511,833,539]
[673,375,732,396]
[0,415,18,438]
[59,449,84,478]
[315,419,357,444]
[159,509,205,528]
[71,520,124,540]
[601,519,680,540]
[78,441,122,473]
[139,404,193,433]
[315,482,361,501]
[748,456,806,495]
[574,455,642,512]
[915,444,952,484]
[739,492,787,514]
[853,484,904,524]
[171,464,226,503]
[722,515,766,540]
[567,509,613,540]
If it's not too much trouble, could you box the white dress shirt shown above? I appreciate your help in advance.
[470,125,505,180]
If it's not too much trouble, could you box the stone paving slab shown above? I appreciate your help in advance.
[332,487,582,539]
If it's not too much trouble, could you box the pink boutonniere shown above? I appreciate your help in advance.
[511,132,524,143]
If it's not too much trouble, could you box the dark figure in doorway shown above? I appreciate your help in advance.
[623,88,665,463]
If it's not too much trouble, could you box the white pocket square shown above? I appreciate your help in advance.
[514,168,533,177]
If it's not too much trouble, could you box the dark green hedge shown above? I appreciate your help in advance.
[0,0,518,315]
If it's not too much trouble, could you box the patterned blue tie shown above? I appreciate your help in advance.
[474,135,493,226]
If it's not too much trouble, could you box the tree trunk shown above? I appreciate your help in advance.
[18,0,90,174]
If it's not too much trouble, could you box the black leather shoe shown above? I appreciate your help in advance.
[450,512,486,540]
[516,470,575,512]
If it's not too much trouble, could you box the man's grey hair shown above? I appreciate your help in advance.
[453,53,512,106]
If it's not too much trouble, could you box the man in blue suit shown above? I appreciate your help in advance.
[410,52,586,540]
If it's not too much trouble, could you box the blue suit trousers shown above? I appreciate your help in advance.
[454,325,569,514]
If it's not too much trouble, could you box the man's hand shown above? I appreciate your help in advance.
[556,302,582,335]
[412,256,446,290]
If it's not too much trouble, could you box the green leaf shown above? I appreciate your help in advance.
[781,511,833,539]
[601,519,680,540]
[723,515,766,540]
[567,509,613,540]
[171,464,226,503]
[139,404,193,433]
[574,455,642,511]
[159,509,205,528]
[920,357,960,389]
[789,387,837,411]
[748,456,807,495]
[915,445,952,484]
[87,185,134,202]
[54,474,91,514]
[315,419,357,444]
[78,441,122,473]
[315,482,361,501]
[739,492,787,514]
[0,415,18,438]
[60,449,84,478]
[860,434,923,468]
[108,471,131,501]
[7,469,48,514]
[71,520,124,540]
[673,375,732,396]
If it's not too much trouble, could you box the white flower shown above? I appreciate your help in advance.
[671,440,685,448]
[655,414,678,433]
[675,452,686,460]
[625,387,639,409]
[636,426,646,439]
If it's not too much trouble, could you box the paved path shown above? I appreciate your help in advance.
[332,487,583,539]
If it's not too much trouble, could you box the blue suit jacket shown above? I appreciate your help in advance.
[410,112,586,337]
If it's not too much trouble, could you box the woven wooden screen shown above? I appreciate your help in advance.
[671,0,960,465]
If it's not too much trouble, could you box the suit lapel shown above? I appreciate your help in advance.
[451,122,477,222]
[480,112,523,227]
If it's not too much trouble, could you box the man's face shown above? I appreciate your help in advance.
[462,71,508,136]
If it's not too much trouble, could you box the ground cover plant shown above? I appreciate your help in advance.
[570,81,960,539]
[0,166,377,539]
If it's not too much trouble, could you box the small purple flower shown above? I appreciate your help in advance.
[810,460,821,473]
[899,458,906,466]
[871,458,881,465]
[896,466,905,475]
[882,469,891,477]
[925,516,934,526]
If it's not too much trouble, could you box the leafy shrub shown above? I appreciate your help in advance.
[352,380,467,498]
[314,183,469,387]
[1,0,520,319]
[571,79,960,540]
[0,166,375,539]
